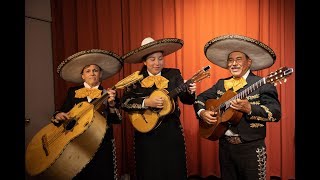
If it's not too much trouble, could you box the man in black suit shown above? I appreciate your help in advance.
[194,34,281,180]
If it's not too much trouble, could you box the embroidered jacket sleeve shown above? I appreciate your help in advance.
[121,82,149,112]
[103,96,122,124]
[193,79,222,119]
[246,83,281,122]
[51,87,78,126]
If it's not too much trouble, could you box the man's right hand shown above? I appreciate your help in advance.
[54,112,69,121]
[145,96,164,108]
[200,110,218,125]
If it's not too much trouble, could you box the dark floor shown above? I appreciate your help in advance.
[188,175,220,180]
[188,175,284,180]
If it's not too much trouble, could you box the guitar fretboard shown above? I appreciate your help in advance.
[167,79,193,98]
[220,78,266,110]
[167,65,210,98]
[92,85,117,110]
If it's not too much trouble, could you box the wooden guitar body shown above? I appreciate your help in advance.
[25,101,108,179]
[25,70,144,179]
[129,89,175,133]
[199,90,243,141]
[199,66,294,141]
[129,66,211,133]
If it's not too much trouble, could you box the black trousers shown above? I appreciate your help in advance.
[219,138,266,180]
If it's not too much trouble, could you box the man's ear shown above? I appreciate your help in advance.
[248,58,253,66]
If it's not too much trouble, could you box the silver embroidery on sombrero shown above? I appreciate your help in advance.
[256,146,267,180]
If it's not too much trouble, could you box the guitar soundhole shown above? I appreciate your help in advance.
[65,119,76,131]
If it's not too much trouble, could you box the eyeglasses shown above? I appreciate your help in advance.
[227,59,244,65]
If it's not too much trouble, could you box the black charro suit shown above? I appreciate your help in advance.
[193,71,281,180]
[52,84,122,180]
[121,67,195,180]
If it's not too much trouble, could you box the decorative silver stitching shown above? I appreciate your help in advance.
[194,100,205,106]
[256,146,266,180]
[111,138,118,180]
[217,90,224,96]
[180,124,188,178]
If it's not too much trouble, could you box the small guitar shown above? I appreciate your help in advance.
[25,71,143,179]
[199,66,294,141]
[129,65,211,133]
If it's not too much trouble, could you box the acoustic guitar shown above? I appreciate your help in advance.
[129,65,211,133]
[199,66,294,141]
[25,71,143,179]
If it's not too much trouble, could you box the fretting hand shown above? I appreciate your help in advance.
[107,88,117,107]
[230,98,251,114]
[188,83,196,94]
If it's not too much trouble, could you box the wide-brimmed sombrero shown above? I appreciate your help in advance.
[122,37,184,63]
[204,34,276,70]
[57,49,123,83]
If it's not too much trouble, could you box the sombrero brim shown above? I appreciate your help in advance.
[204,34,276,71]
[122,38,184,63]
[57,49,123,83]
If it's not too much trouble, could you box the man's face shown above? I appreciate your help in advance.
[81,64,102,87]
[227,51,252,78]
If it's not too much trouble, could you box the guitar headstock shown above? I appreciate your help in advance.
[114,71,144,89]
[266,66,294,85]
[190,65,211,83]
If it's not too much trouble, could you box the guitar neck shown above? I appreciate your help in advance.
[167,65,211,98]
[92,86,116,110]
[167,79,193,98]
[224,77,266,109]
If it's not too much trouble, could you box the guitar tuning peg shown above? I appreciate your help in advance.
[279,81,282,84]
[274,82,277,86]
[284,78,287,83]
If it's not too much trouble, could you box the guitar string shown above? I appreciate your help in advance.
[210,78,265,112]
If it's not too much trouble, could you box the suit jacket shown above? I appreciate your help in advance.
[193,71,281,141]
[121,67,195,121]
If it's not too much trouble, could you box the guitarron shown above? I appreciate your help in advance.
[25,71,143,179]
[129,65,211,133]
[199,66,294,141]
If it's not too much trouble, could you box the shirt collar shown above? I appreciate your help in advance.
[241,69,250,80]
[83,82,100,89]
[147,70,161,76]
